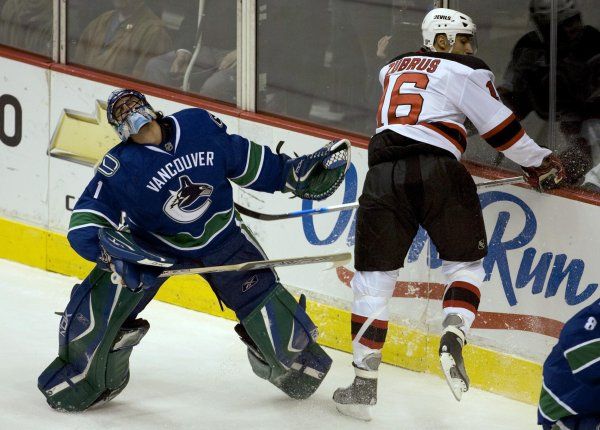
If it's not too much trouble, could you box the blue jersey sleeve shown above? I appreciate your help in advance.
[559,300,600,384]
[223,133,290,193]
[67,175,121,262]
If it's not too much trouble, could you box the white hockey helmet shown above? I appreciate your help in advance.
[421,8,477,51]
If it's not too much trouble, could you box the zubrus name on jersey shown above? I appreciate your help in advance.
[68,108,289,261]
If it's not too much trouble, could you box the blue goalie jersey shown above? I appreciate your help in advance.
[67,108,289,262]
[538,299,600,426]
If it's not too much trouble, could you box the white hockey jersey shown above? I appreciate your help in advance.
[376,51,550,167]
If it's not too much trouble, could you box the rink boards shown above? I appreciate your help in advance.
[1,54,599,404]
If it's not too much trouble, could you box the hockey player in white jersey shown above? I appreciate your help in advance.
[333,8,566,420]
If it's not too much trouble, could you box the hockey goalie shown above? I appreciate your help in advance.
[38,88,351,411]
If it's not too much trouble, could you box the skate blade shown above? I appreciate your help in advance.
[335,403,373,421]
[440,352,468,402]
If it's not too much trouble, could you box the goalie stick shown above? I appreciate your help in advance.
[159,252,351,277]
[235,176,525,221]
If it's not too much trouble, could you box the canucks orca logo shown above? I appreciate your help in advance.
[163,175,213,223]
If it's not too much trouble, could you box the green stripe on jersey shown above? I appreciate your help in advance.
[153,208,234,250]
[565,339,600,373]
[69,211,115,230]
[231,141,264,187]
[539,384,576,422]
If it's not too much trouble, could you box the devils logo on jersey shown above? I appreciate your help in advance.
[163,175,213,223]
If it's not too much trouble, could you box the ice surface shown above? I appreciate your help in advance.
[0,259,538,429]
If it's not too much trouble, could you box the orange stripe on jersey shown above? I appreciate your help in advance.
[438,121,467,139]
[496,128,525,151]
[481,114,516,139]
[481,114,526,151]
[419,122,466,153]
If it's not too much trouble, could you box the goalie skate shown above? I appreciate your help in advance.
[439,323,469,401]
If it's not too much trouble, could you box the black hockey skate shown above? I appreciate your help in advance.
[439,314,469,401]
[333,353,380,421]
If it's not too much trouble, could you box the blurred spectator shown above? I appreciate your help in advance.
[498,0,600,186]
[0,0,52,57]
[327,0,397,133]
[73,0,171,79]
[66,0,112,52]
[257,0,331,121]
[143,0,236,103]
[375,1,426,62]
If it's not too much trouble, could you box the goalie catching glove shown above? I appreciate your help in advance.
[522,153,566,192]
[282,139,351,201]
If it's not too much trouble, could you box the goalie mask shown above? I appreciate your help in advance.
[107,89,157,141]
[421,8,477,54]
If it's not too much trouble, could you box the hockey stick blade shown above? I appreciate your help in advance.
[475,176,524,189]
[159,252,352,277]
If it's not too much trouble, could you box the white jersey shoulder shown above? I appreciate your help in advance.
[375,52,549,166]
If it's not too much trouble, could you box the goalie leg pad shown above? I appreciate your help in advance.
[276,342,332,400]
[236,324,332,399]
[104,318,149,397]
[238,284,332,399]
[38,266,146,411]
